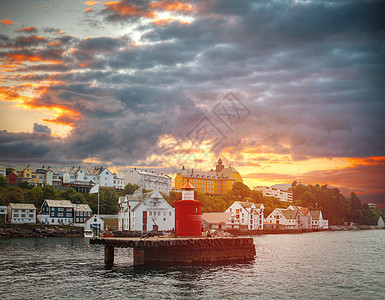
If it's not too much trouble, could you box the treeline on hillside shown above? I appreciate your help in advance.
[162,182,287,217]
[163,181,384,226]
[290,181,383,225]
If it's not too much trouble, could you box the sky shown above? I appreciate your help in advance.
[0,0,384,203]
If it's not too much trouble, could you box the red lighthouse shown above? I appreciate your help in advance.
[174,179,202,237]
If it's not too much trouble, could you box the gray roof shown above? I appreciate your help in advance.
[310,211,321,220]
[8,203,36,210]
[73,204,92,212]
[44,199,73,208]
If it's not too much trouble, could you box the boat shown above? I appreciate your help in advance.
[84,229,94,238]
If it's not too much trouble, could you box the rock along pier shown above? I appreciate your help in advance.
[90,236,255,267]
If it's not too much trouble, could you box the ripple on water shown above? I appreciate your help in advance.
[1,232,385,299]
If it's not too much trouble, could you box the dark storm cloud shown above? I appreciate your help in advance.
[33,123,51,134]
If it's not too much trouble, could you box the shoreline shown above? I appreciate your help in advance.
[0,223,83,238]
[1,223,382,238]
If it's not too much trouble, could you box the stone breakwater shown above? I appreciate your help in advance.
[0,224,83,238]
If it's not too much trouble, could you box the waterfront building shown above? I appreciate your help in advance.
[73,204,93,225]
[253,185,293,202]
[85,215,104,233]
[37,199,74,225]
[118,191,175,232]
[310,211,328,229]
[287,205,312,230]
[265,208,299,230]
[174,158,243,195]
[7,203,36,224]
[125,168,172,194]
[225,201,264,230]
[201,212,239,230]
[0,206,8,223]
[378,216,385,228]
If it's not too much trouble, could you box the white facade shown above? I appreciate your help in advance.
[118,191,174,232]
[7,203,36,224]
[287,205,312,230]
[125,168,172,194]
[378,216,385,228]
[201,212,240,230]
[225,201,264,230]
[254,186,293,202]
[310,211,327,229]
[265,208,298,229]
[113,173,125,190]
[85,215,105,233]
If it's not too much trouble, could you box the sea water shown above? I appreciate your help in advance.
[0,230,384,299]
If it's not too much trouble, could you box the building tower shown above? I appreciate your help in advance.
[216,158,224,173]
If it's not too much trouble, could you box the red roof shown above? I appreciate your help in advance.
[181,178,195,190]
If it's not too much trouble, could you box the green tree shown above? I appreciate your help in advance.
[42,185,56,200]
[124,183,140,195]
[0,175,7,187]
[25,186,44,208]
[350,192,362,210]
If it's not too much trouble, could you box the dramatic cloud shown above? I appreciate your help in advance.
[0,19,14,26]
[0,0,384,202]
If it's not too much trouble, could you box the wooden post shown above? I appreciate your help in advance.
[134,247,145,266]
[104,246,114,268]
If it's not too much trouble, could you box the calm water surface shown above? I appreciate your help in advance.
[1,230,384,299]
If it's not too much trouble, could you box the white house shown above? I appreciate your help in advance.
[310,211,328,229]
[118,191,174,232]
[85,215,104,234]
[254,186,293,202]
[113,173,125,190]
[201,212,239,230]
[287,205,312,230]
[225,201,264,230]
[378,216,385,228]
[125,168,172,194]
[7,203,36,224]
[265,208,298,230]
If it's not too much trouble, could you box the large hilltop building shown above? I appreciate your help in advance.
[174,158,243,195]
[254,185,293,202]
[125,168,172,195]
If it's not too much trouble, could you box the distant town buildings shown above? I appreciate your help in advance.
[253,185,293,202]
[125,168,172,194]
[265,206,328,230]
[174,158,243,195]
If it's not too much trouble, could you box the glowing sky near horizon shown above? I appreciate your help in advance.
[0,0,384,203]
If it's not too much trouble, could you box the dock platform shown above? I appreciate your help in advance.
[90,236,255,267]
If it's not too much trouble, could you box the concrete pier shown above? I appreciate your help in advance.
[90,236,255,267]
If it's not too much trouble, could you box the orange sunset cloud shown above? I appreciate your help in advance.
[1,19,14,26]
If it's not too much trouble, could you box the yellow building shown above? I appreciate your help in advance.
[174,158,243,195]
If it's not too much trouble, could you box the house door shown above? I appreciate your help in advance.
[142,211,147,232]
